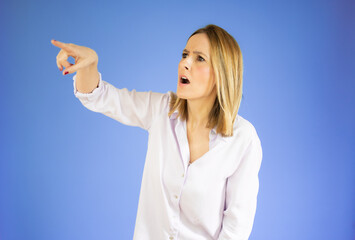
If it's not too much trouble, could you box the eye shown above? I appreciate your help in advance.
[182,53,188,58]
[198,55,205,62]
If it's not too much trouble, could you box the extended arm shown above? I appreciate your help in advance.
[73,72,169,131]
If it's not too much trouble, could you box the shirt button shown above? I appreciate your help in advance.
[181,173,184,177]
[174,195,178,199]
[169,237,174,240]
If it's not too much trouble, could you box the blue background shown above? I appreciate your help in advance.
[0,0,354,239]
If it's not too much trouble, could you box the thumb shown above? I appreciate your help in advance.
[63,59,90,75]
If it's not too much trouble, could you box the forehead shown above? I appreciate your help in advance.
[185,33,210,55]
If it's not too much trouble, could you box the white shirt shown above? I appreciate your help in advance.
[73,72,263,240]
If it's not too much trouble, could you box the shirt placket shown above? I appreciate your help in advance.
[167,119,191,240]
[175,118,190,171]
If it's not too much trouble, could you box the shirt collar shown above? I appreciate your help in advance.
[169,109,179,120]
[169,109,227,142]
[212,127,228,142]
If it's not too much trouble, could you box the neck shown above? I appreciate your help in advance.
[186,92,216,131]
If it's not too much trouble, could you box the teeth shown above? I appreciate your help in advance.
[181,76,190,84]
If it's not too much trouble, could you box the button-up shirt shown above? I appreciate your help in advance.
[73,72,263,240]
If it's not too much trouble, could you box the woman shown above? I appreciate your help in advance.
[51,24,263,240]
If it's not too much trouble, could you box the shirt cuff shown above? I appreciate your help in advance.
[73,72,103,100]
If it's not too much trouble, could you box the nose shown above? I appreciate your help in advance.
[183,57,191,70]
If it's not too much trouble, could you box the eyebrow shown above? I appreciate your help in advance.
[183,49,208,59]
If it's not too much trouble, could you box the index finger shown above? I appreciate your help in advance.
[51,39,72,52]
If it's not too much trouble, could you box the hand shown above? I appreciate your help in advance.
[51,39,98,75]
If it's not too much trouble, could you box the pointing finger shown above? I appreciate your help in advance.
[51,39,74,53]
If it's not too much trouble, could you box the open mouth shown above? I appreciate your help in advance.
[180,76,190,84]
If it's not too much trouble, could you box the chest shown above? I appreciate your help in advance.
[187,128,210,164]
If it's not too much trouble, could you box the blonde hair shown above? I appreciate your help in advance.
[168,24,243,137]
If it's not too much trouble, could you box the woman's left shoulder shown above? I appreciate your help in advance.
[232,114,261,142]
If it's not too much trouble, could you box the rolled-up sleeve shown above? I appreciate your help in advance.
[218,132,263,240]
[73,72,168,131]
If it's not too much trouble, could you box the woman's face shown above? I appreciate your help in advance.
[177,33,216,100]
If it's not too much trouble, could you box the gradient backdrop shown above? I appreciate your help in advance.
[0,0,354,239]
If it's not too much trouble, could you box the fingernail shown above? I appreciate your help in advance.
[64,71,69,75]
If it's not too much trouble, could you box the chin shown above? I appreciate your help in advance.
[177,87,191,98]
[176,91,188,99]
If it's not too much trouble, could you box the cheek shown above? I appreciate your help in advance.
[196,66,211,80]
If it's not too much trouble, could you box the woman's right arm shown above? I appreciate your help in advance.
[72,72,169,131]
[51,39,170,131]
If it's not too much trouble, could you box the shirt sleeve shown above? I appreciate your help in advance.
[217,132,263,240]
[73,72,169,131]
